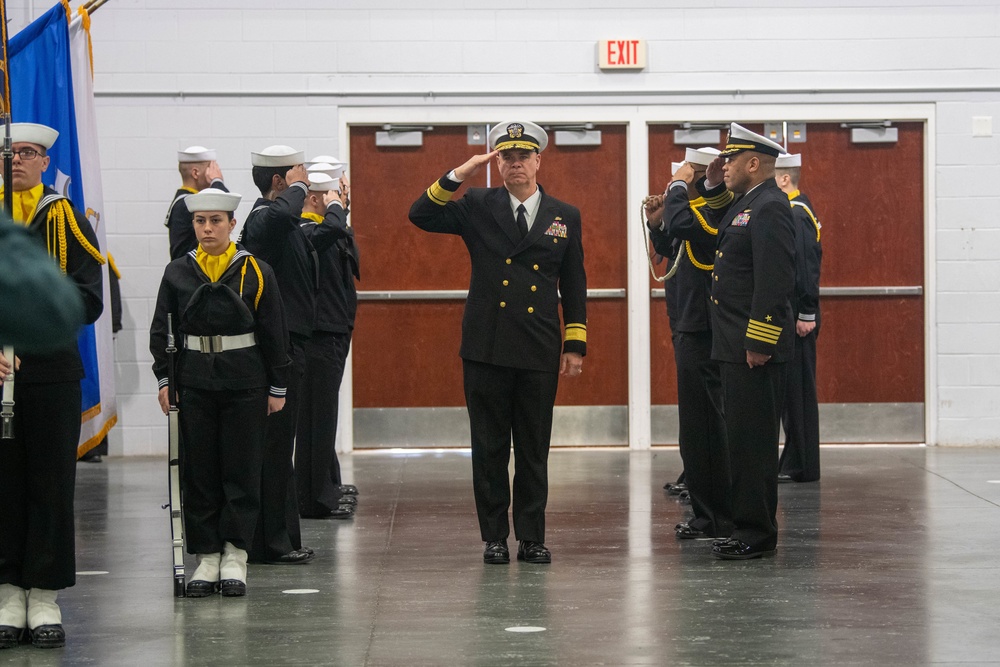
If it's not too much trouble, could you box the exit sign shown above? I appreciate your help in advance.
[598,39,647,70]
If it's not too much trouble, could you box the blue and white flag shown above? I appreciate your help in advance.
[9,2,117,453]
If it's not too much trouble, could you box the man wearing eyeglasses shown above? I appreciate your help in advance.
[0,123,104,649]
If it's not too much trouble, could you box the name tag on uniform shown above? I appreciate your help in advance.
[545,218,568,238]
[732,210,751,227]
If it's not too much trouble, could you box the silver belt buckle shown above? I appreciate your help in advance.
[200,335,223,353]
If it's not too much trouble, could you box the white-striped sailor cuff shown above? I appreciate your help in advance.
[797,313,816,322]
[269,386,287,398]
[668,180,687,192]
[157,377,169,389]
[289,181,308,194]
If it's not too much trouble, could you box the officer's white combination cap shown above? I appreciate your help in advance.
[178,146,216,163]
[776,153,802,168]
[251,145,305,168]
[307,172,341,192]
[684,146,721,166]
[489,121,548,153]
[307,155,346,168]
[185,189,242,213]
[719,123,785,158]
[11,123,58,150]
[308,162,345,179]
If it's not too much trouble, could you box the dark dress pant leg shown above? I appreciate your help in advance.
[179,387,224,554]
[295,332,348,515]
[510,368,559,544]
[463,360,515,542]
[779,330,821,482]
[218,387,268,550]
[252,335,306,561]
[0,382,81,590]
[675,331,732,537]
[721,361,786,551]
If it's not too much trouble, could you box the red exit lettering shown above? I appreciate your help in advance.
[602,40,643,68]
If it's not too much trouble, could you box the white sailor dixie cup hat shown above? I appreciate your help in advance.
[307,172,341,192]
[775,153,802,169]
[185,189,242,213]
[684,146,721,166]
[307,155,347,169]
[488,121,548,153]
[719,123,785,158]
[251,145,305,168]
[307,162,345,179]
[178,146,217,163]
[671,161,684,173]
[11,123,59,150]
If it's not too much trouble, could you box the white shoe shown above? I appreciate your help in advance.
[186,553,221,597]
[26,588,65,648]
[219,542,248,597]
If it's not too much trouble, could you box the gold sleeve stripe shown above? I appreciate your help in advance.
[705,190,734,210]
[690,204,718,236]
[746,331,779,345]
[748,318,781,334]
[564,327,587,343]
[427,181,455,206]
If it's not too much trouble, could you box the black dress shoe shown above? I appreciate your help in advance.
[517,541,551,564]
[677,490,691,505]
[712,539,776,560]
[483,540,509,564]
[0,625,23,649]
[777,473,794,483]
[339,484,359,496]
[337,495,358,506]
[301,506,354,520]
[220,579,247,597]
[712,536,737,548]
[30,624,65,649]
[265,548,315,565]
[665,482,688,496]
[674,522,713,540]
[185,579,219,597]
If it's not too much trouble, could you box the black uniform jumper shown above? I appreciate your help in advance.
[410,173,587,544]
[0,188,104,591]
[150,246,289,553]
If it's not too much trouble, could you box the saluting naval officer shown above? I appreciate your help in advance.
[701,123,796,560]
[295,170,359,520]
[150,189,289,597]
[409,121,587,565]
[237,145,315,565]
[165,146,228,261]
[0,123,104,649]
[645,146,732,541]
[774,153,823,484]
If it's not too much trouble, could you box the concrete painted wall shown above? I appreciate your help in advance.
[7,2,1000,451]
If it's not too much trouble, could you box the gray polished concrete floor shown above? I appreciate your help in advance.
[7,446,1000,666]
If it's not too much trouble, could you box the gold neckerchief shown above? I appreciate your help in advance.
[302,211,324,224]
[0,183,45,224]
[195,241,236,282]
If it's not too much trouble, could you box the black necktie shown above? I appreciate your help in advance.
[516,204,528,239]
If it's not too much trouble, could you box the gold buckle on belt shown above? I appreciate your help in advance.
[199,335,224,353]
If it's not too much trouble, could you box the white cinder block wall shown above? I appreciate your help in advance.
[8,1,1000,452]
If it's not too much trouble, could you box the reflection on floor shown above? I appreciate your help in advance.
[13,446,1000,665]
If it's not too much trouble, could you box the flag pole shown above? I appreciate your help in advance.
[0,0,15,440]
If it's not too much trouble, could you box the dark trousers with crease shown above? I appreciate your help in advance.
[295,330,351,515]
[463,359,559,544]
[673,331,732,537]
[780,329,821,482]
[180,386,267,554]
[0,382,81,591]
[720,361,786,551]
[250,335,306,561]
